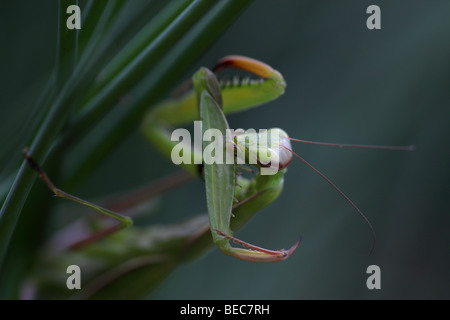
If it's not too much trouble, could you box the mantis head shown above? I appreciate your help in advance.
[232,128,293,174]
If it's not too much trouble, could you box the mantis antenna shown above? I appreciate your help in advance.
[282,138,414,255]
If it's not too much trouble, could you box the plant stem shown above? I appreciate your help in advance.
[60,0,214,148]
[0,0,120,269]
[66,0,253,186]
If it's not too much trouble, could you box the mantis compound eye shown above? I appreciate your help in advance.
[255,128,293,172]
[268,128,293,171]
[278,135,293,170]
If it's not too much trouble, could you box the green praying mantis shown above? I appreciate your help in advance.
[25,55,414,270]
[140,55,412,261]
[141,56,302,262]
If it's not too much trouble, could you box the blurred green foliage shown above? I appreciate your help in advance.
[1,0,449,299]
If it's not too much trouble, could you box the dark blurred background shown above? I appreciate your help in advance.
[1,1,449,299]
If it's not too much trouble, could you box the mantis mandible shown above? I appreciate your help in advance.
[25,55,413,265]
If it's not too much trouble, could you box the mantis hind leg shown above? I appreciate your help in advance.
[24,148,132,246]
[25,147,195,250]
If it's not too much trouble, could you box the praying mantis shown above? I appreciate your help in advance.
[139,55,412,261]
[24,55,413,296]
[141,56,301,262]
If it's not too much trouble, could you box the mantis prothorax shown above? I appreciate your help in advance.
[25,55,413,263]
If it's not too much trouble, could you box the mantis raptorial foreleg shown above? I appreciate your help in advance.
[141,55,286,176]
